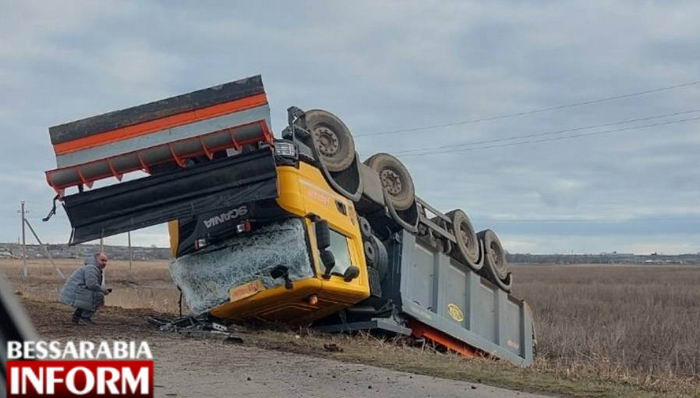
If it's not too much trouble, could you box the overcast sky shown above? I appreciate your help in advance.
[1,1,699,254]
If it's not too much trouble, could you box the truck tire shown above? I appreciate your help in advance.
[364,241,376,264]
[477,229,510,282]
[304,109,356,172]
[447,209,480,268]
[368,235,388,280]
[364,153,415,211]
[359,217,373,238]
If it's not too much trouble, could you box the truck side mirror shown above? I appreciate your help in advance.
[320,250,335,278]
[315,220,331,250]
[343,265,360,282]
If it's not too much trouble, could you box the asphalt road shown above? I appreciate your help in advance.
[19,298,551,398]
[152,339,550,398]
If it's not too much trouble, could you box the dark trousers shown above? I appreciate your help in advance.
[72,308,95,321]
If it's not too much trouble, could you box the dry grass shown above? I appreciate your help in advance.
[22,297,691,398]
[512,265,700,384]
[0,258,172,283]
[5,260,700,396]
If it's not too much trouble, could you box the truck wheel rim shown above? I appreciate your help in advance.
[380,168,402,195]
[458,225,476,256]
[312,125,340,156]
[489,241,507,279]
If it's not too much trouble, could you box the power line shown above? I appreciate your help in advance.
[400,115,700,157]
[356,79,700,138]
[394,108,700,155]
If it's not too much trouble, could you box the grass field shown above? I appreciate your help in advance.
[2,259,699,396]
[512,265,700,384]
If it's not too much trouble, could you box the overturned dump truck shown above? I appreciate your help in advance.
[45,75,534,366]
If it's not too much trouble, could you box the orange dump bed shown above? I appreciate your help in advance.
[46,75,273,195]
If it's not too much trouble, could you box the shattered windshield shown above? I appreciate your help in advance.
[170,217,314,314]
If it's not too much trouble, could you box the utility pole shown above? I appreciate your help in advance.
[128,231,133,272]
[23,217,66,280]
[16,201,66,280]
[19,201,27,278]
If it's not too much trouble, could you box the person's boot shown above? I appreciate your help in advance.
[72,317,87,326]
[83,318,97,325]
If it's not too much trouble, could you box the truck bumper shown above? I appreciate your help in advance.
[63,148,278,244]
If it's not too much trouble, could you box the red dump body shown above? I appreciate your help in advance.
[45,75,273,195]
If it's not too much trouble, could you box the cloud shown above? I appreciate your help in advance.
[1,1,699,254]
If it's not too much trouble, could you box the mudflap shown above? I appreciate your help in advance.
[63,148,278,244]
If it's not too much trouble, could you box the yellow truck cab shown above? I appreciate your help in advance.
[168,160,370,324]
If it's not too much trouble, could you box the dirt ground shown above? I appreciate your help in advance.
[3,259,699,397]
[17,299,548,398]
[1,258,181,313]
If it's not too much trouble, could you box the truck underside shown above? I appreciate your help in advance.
[44,75,534,366]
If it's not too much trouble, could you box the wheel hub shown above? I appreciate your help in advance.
[458,225,474,250]
[312,126,339,156]
[490,242,506,275]
[380,169,402,195]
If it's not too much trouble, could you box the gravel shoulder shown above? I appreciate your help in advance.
[22,299,547,398]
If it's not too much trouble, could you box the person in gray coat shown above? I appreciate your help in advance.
[59,252,111,325]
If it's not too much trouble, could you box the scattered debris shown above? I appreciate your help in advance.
[146,315,242,342]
